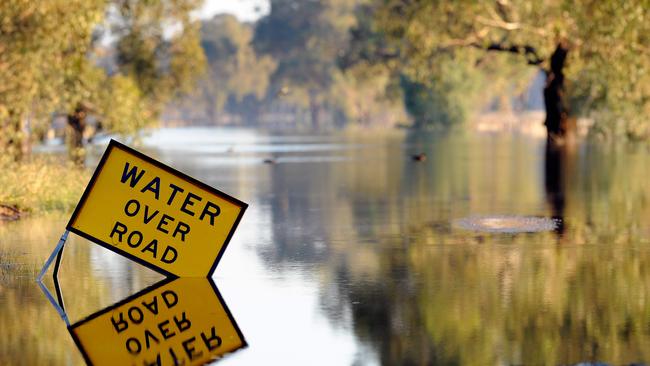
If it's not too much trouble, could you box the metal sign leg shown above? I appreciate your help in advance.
[37,230,69,282]
[37,279,70,326]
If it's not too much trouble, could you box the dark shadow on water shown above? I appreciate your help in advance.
[544,141,572,236]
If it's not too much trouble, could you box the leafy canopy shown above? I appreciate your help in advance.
[0,0,206,156]
[350,0,650,136]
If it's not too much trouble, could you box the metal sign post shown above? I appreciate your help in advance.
[36,230,70,326]
[37,230,69,282]
[37,279,70,326]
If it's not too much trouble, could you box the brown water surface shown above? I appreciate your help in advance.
[2,128,650,365]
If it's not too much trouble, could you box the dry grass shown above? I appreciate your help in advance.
[0,155,90,213]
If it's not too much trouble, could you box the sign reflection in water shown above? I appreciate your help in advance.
[63,278,245,365]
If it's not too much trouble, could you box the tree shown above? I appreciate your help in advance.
[196,14,276,124]
[65,0,206,160]
[0,0,105,158]
[346,0,650,142]
[0,0,206,162]
[398,51,484,128]
[254,0,356,129]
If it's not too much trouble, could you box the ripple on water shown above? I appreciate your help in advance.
[453,215,560,233]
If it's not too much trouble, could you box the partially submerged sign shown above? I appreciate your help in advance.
[69,278,246,365]
[67,140,247,277]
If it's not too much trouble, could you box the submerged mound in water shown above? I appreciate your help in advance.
[454,215,560,233]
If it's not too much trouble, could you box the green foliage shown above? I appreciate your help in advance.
[566,1,650,140]
[111,0,206,116]
[328,65,407,127]
[0,0,206,158]
[198,14,276,121]
[254,0,360,127]
[0,0,105,156]
[99,75,153,136]
[168,1,406,128]
[255,0,349,90]
[399,52,480,128]
[348,0,650,136]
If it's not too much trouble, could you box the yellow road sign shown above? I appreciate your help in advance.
[67,140,247,277]
[69,278,246,365]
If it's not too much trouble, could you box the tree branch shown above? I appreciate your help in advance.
[476,5,547,37]
[440,37,545,66]
[475,42,545,66]
[476,15,521,31]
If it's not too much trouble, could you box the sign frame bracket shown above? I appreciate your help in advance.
[37,278,70,326]
[37,230,69,282]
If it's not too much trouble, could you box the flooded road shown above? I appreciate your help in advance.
[2,128,650,365]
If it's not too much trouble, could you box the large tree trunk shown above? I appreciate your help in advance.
[67,104,88,165]
[543,42,575,144]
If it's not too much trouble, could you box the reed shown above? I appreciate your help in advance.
[0,156,89,214]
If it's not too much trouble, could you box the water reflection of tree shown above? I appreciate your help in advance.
[0,219,101,365]
[256,133,650,365]
[544,142,572,235]
[262,163,334,264]
[0,217,157,365]
[335,225,650,362]
[357,136,650,364]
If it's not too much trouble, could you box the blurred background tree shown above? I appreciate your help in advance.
[71,0,206,162]
[253,0,351,129]
[174,14,276,125]
[168,0,406,129]
[1,0,649,154]
[0,0,105,159]
[345,0,650,142]
[0,0,206,162]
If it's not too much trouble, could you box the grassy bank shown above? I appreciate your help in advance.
[0,156,90,214]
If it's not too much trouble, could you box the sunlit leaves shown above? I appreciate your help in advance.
[0,0,205,157]
[112,0,205,109]
[0,0,105,154]
[359,0,650,137]
[99,74,153,137]
[197,14,275,117]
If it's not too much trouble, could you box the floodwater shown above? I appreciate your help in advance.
[2,127,650,365]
